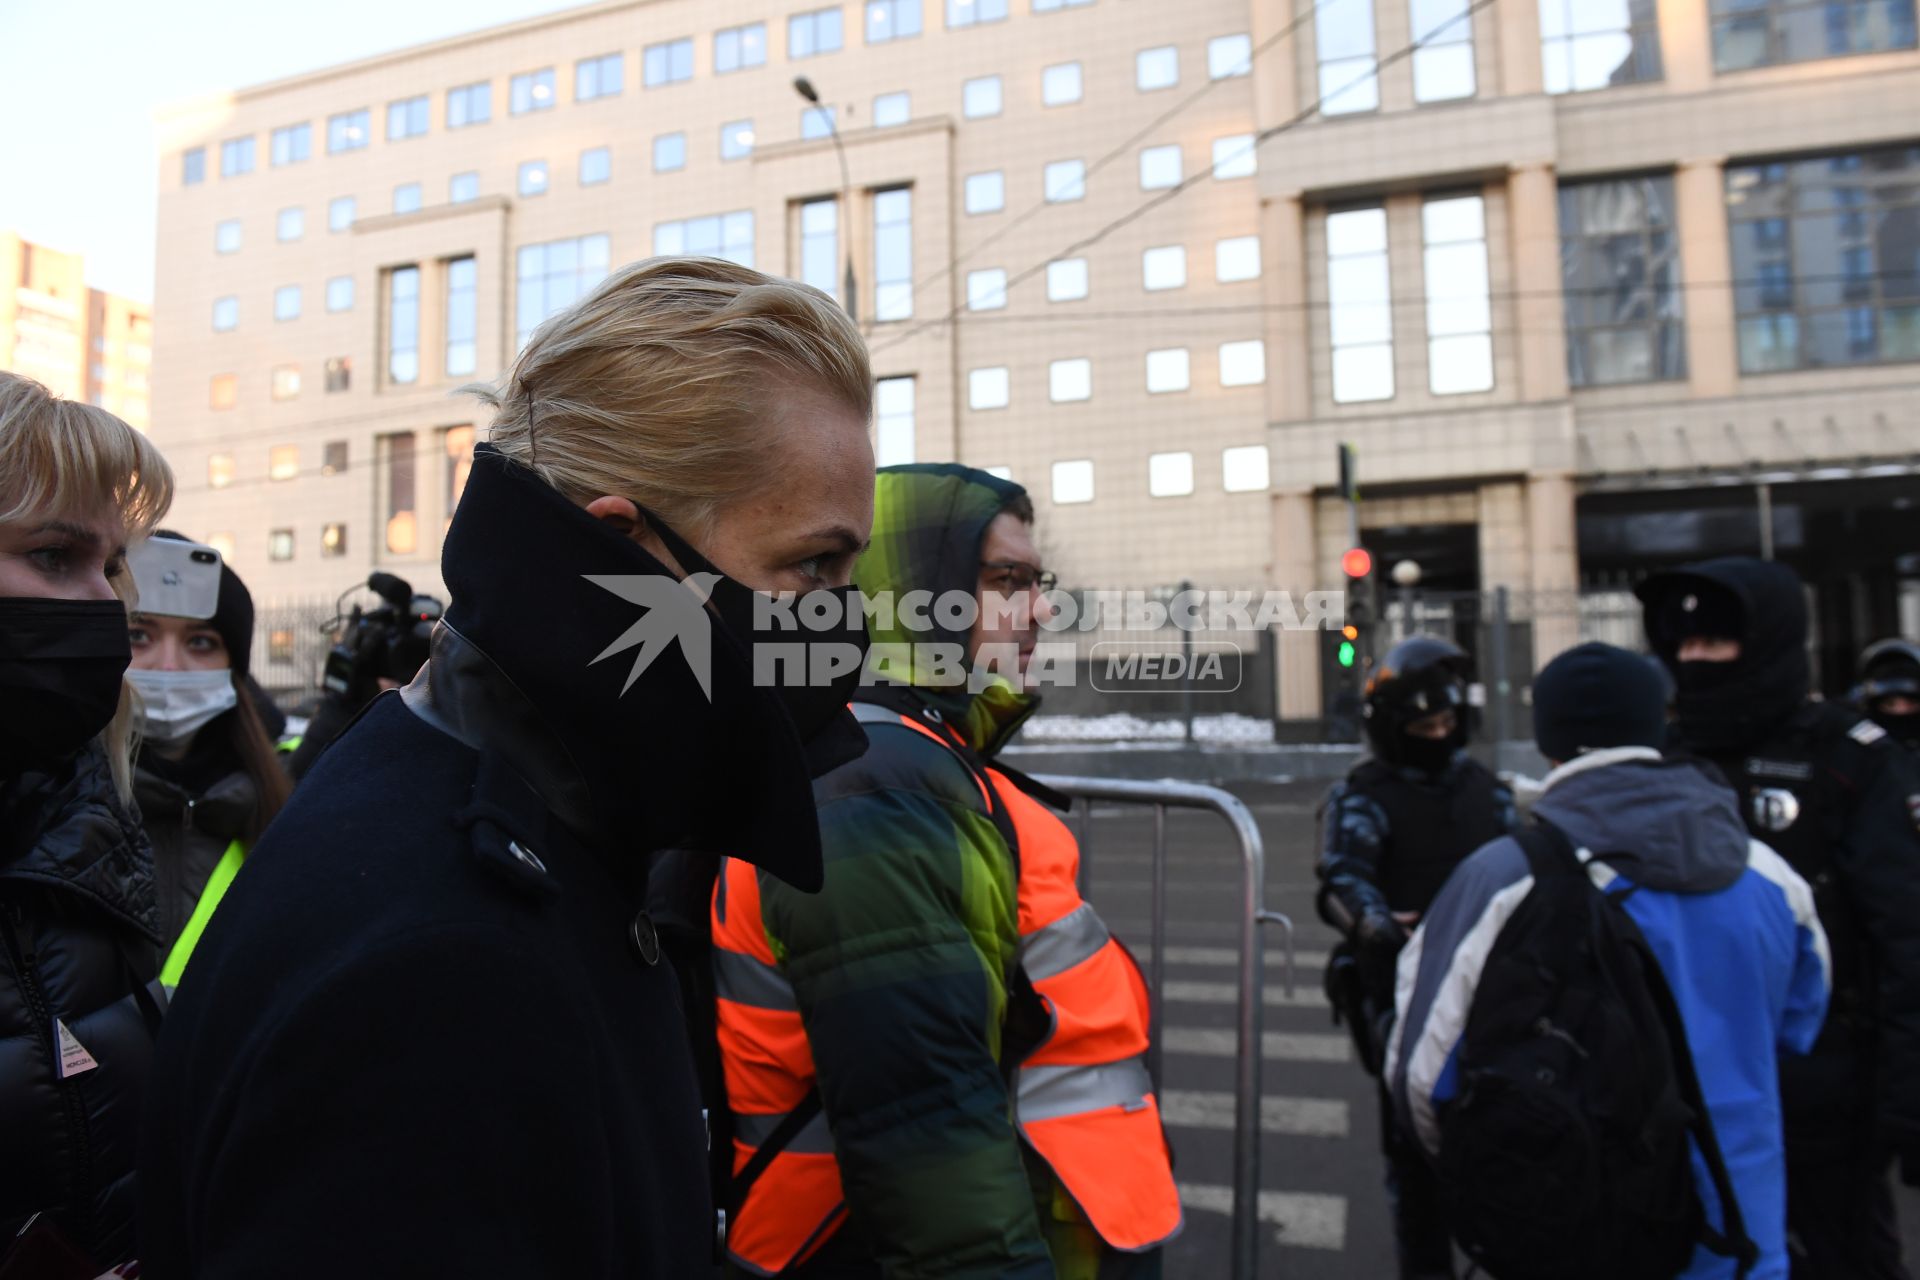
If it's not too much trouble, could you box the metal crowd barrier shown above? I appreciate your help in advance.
[1035,776,1295,1280]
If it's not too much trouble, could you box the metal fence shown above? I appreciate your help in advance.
[248,594,358,712]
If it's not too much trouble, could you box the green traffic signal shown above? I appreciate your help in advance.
[1337,640,1356,668]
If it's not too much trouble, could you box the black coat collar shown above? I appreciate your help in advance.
[2,742,160,943]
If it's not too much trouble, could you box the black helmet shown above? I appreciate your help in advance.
[1363,636,1473,765]
[1855,638,1920,701]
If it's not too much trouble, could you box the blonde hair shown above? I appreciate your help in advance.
[0,371,175,801]
[466,256,872,537]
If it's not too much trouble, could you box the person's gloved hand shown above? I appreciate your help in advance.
[1355,908,1409,999]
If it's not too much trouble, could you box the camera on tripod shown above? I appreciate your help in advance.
[321,572,444,703]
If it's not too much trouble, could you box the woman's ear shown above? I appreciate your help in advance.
[585,496,682,575]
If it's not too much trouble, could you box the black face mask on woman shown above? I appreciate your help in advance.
[639,510,871,778]
[0,598,132,777]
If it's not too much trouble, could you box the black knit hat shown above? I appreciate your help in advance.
[153,530,256,678]
[1533,642,1669,763]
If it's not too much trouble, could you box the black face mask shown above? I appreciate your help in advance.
[0,598,132,778]
[640,511,871,778]
[1398,733,1458,775]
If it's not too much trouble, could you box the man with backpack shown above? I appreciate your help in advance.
[1388,642,1830,1280]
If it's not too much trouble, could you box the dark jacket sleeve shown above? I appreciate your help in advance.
[760,774,1052,1280]
[161,925,615,1278]
[1316,780,1394,934]
[1836,743,1920,1146]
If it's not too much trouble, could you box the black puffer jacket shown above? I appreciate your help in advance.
[0,741,161,1267]
[132,736,258,958]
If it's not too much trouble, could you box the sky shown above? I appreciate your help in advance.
[0,0,585,303]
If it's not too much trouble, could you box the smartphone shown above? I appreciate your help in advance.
[128,537,223,620]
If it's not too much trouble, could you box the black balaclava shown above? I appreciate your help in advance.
[1855,639,1920,749]
[1363,635,1472,774]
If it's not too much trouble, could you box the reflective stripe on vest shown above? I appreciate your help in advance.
[712,856,847,1274]
[159,838,248,990]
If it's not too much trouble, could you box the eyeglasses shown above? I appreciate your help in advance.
[980,561,1058,592]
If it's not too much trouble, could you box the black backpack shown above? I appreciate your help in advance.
[1433,820,1758,1280]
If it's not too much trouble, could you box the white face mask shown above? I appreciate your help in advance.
[128,668,239,745]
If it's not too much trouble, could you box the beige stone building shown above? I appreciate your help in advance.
[2,232,152,429]
[148,0,1919,720]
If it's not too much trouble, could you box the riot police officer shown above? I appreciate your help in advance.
[1637,558,1920,1280]
[1853,638,1920,752]
[1316,635,1517,1280]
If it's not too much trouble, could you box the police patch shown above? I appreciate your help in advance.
[1849,720,1888,746]
[1751,788,1802,833]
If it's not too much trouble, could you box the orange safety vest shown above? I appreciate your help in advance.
[711,704,1182,1275]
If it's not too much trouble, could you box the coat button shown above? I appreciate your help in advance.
[629,912,661,966]
[507,840,547,874]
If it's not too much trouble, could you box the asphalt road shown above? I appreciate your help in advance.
[1064,776,1920,1280]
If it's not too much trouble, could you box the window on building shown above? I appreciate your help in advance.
[1210,32,1254,78]
[1317,0,1380,114]
[653,213,753,266]
[644,38,695,86]
[450,171,479,203]
[1149,451,1195,497]
[268,529,295,562]
[1212,135,1257,180]
[518,161,549,197]
[220,136,254,177]
[949,0,1008,25]
[381,430,417,555]
[271,122,311,166]
[800,198,840,300]
[1052,460,1094,505]
[388,266,420,384]
[323,441,348,474]
[1047,258,1089,302]
[277,207,304,241]
[716,23,768,72]
[325,356,352,392]
[964,75,1004,118]
[269,444,300,479]
[511,68,557,113]
[326,275,354,312]
[867,0,923,43]
[579,147,611,186]
[1049,357,1092,401]
[215,219,241,254]
[1219,339,1267,386]
[266,626,293,663]
[655,132,688,171]
[1711,0,1917,72]
[271,367,302,402]
[965,170,1005,214]
[969,365,1010,409]
[393,183,423,214]
[213,296,239,331]
[183,147,205,185]
[517,233,613,347]
[874,91,911,125]
[322,523,348,558]
[1137,46,1179,90]
[1412,0,1477,101]
[327,109,370,152]
[873,188,913,320]
[208,454,235,488]
[448,80,492,127]
[1327,205,1394,402]
[445,256,478,377]
[1142,245,1188,291]
[1422,194,1494,394]
[274,285,301,322]
[387,95,430,140]
[1146,347,1191,392]
[1728,145,1920,372]
[1034,0,1095,11]
[1222,444,1271,492]
[1043,61,1084,105]
[802,106,837,139]
[1559,174,1684,385]
[967,267,1008,310]
[576,52,625,99]
[444,426,476,530]
[1044,159,1086,203]
[1139,144,1182,190]
[1216,234,1262,282]
[875,376,916,465]
[790,6,845,57]
[1539,0,1663,93]
[209,374,237,409]
[329,196,356,232]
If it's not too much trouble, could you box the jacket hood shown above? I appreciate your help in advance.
[2,741,160,942]
[1636,556,1809,752]
[1532,747,1749,894]
[429,444,825,890]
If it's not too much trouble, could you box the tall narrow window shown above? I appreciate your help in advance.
[388,266,420,385]
[183,148,205,185]
[1316,0,1379,114]
[1411,0,1476,102]
[1422,195,1494,394]
[1327,206,1394,403]
[874,188,913,321]
[1539,0,1663,93]
[382,431,418,555]
[800,199,840,300]
[874,376,916,466]
[446,257,477,377]
[1559,175,1684,386]
[444,426,476,530]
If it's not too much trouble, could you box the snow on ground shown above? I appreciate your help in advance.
[1017,713,1279,745]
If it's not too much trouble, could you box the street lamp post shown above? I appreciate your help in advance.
[792,76,858,322]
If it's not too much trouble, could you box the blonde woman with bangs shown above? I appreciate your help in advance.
[0,370,173,1272]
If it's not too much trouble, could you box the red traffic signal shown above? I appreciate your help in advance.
[1341,547,1373,579]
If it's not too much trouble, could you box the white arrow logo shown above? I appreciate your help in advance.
[584,572,724,700]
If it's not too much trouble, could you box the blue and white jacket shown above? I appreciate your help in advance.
[1386,746,1831,1280]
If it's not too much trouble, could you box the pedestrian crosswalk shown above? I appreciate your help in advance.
[1162,1026,1351,1064]
[1175,1183,1349,1251]
[1161,1089,1350,1138]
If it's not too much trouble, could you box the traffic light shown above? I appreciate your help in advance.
[1341,546,1377,674]
[1337,623,1359,668]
